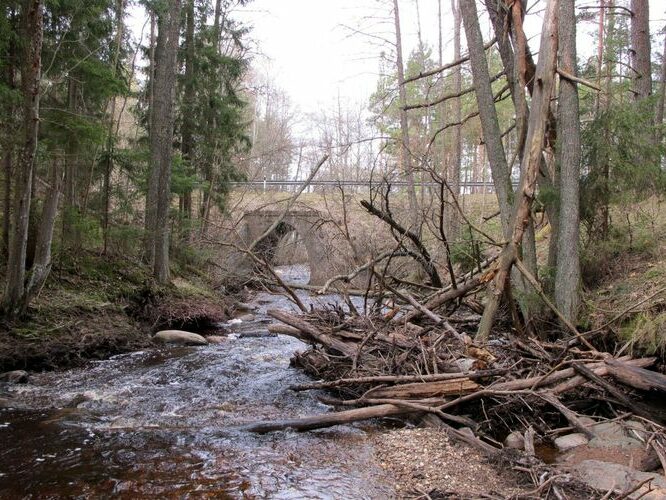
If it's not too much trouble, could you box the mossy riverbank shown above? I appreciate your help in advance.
[0,251,233,372]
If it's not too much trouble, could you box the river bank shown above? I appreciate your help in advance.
[0,251,233,373]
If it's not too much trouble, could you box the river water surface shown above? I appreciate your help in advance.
[0,265,393,498]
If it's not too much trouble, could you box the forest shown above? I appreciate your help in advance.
[0,0,666,498]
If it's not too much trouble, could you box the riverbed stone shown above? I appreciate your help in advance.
[153,330,208,346]
[0,370,29,384]
[554,433,589,452]
[236,313,256,322]
[573,460,666,498]
[206,335,226,344]
[591,421,626,440]
[504,431,524,450]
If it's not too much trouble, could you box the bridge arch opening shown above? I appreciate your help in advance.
[243,209,328,285]
[254,221,311,280]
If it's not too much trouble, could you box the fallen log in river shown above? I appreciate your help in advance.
[245,307,666,458]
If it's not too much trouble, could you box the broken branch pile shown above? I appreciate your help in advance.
[251,306,666,462]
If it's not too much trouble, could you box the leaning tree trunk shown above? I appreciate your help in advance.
[149,0,181,284]
[630,0,652,101]
[392,0,420,233]
[2,0,43,319]
[554,0,582,325]
[460,0,513,239]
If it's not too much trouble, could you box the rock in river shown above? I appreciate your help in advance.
[153,330,208,346]
[554,433,589,452]
[0,370,29,384]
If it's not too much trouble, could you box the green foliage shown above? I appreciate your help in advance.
[620,311,666,357]
[580,212,662,286]
[62,208,102,247]
[581,98,666,235]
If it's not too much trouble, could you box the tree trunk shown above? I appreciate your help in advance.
[656,31,666,144]
[62,77,81,248]
[23,158,63,306]
[460,0,512,239]
[147,0,181,283]
[448,0,462,237]
[102,0,125,254]
[144,10,158,263]
[630,0,652,101]
[2,151,11,259]
[1,8,16,260]
[554,0,582,325]
[2,0,43,319]
[476,0,559,341]
[392,0,420,232]
[180,0,195,242]
[484,0,551,293]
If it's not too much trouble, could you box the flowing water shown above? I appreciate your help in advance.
[0,265,393,499]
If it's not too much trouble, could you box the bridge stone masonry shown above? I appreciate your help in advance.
[240,209,336,286]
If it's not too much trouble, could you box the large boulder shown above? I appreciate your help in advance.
[153,330,208,346]
[574,460,666,498]
[559,435,659,471]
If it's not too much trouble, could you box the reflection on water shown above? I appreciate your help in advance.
[0,265,392,499]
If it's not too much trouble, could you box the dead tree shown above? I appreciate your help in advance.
[475,0,559,341]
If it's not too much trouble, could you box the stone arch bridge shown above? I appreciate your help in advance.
[241,209,334,286]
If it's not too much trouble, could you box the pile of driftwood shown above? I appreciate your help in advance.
[247,302,666,463]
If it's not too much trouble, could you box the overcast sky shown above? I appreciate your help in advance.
[127,1,666,118]
[234,0,665,117]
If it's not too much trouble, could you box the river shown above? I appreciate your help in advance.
[0,265,393,499]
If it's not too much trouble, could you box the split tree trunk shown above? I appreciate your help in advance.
[475,0,559,341]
